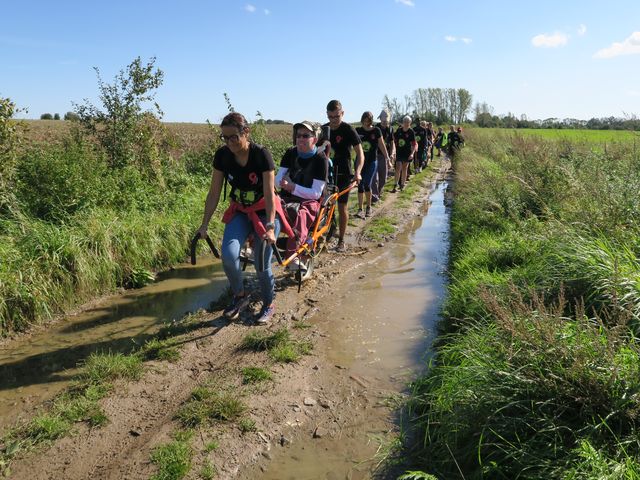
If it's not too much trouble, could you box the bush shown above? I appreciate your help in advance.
[40,113,53,120]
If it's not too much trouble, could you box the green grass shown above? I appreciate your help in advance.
[241,366,272,384]
[150,430,194,480]
[240,327,313,363]
[238,418,257,434]
[199,460,217,479]
[138,338,181,362]
[176,387,246,427]
[77,351,143,386]
[480,127,638,143]
[401,132,640,478]
[364,217,397,241]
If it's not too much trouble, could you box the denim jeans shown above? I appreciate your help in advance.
[358,160,378,193]
[221,212,281,306]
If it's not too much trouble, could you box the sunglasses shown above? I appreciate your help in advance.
[220,133,242,143]
[296,133,315,139]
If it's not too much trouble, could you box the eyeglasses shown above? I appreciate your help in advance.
[220,133,241,143]
[296,133,314,139]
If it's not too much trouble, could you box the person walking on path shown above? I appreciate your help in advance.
[413,118,428,173]
[197,112,286,325]
[355,111,390,218]
[322,99,364,252]
[371,109,395,204]
[392,115,417,192]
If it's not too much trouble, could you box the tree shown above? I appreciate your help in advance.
[53,113,60,120]
[64,111,79,121]
[455,88,473,124]
[40,113,53,120]
[74,56,164,169]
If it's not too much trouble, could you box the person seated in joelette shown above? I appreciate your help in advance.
[276,121,328,271]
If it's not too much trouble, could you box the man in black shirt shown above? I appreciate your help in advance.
[413,118,428,173]
[322,99,364,253]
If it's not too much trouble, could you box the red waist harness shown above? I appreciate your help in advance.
[222,196,294,238]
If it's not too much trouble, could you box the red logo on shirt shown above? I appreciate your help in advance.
[335,135,342,144]
[248,172,258,185]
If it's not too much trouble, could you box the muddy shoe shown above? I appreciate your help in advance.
[335,241,347,253]
[256,304,275,325]
[365,206,372,217]
[355,208,365,219]
[223,294,250,320]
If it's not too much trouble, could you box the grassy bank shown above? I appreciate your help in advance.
[403,130,640,478]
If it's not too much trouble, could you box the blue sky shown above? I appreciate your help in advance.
[2,0,640,124]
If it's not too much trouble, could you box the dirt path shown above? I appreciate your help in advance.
[6,159,450,480]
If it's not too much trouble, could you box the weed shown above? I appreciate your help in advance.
[204,440,219,453]
[176,387,246,427]
[241,328,290,351]
[238,418,257,434]
[77,351,143,386]
[199,460,217,479]
[241,367,272,384]
[150,430,193,480]
[138,338,181,362]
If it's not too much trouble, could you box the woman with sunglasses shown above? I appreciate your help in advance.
[197,112,290,325]
[276,121,328,272]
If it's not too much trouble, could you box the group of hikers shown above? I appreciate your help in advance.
[197,100,464,325]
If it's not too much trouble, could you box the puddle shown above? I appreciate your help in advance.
[250,181,451,479]
[0,258,228,429]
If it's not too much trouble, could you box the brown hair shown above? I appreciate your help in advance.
[361,111,373,123]
[220,112,249,131]
[326,100,342,112]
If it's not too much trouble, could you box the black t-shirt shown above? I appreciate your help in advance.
[356,126,382,164]
[394,128,416,160]
[376,123,394,153]
[321,122,361,175]
[425,127,435,145]
[413,125,428,151]
[280,147,328,191]
[213,143,275,194]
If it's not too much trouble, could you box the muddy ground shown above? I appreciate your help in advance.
[4,159,450,480]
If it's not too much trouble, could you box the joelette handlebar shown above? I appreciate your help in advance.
[190,233,220,265]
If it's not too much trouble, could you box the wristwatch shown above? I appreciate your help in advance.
[265,222,276,231]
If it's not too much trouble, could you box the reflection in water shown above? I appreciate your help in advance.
[0,258,228,428]
[256,181,451,480]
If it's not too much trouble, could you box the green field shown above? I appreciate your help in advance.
[479,126,638,143]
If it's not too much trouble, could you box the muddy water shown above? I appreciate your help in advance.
[254,181,451,480]
[0,258,227,429]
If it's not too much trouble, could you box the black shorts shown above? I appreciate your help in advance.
[336,172,353,204]
[396,156,412,163]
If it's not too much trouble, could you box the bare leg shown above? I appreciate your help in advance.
[338,202,348,242]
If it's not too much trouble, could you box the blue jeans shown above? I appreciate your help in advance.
[358,160,378,193]
[221,212,281,306]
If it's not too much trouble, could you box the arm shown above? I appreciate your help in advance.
[353,143,364,181]
[198,168,225,238]
[377,136,390,164]
[262,170,277,244]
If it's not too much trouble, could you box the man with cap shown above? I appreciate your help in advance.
[276,121,328,271]
[371,109,395,204]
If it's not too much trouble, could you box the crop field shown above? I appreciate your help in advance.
[481,126,638,143]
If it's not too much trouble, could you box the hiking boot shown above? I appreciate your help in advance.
[223,294,250,320]
[256,304,275,325]
[335,241,346,253]
[355,208,365,219]
[365,206,372,217]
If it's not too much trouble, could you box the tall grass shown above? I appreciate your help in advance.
[402,130,640,478]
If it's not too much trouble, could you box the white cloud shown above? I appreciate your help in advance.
[445,35,472,44]
[628,90,640,97]
[244,4,256,13]
[461,37,472,44]
[578,24,587,36]
[264,8,270,15]
[395,0,415,6]
[594,31,640,58]
[531,32,569,48]
[445,35,456,42]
